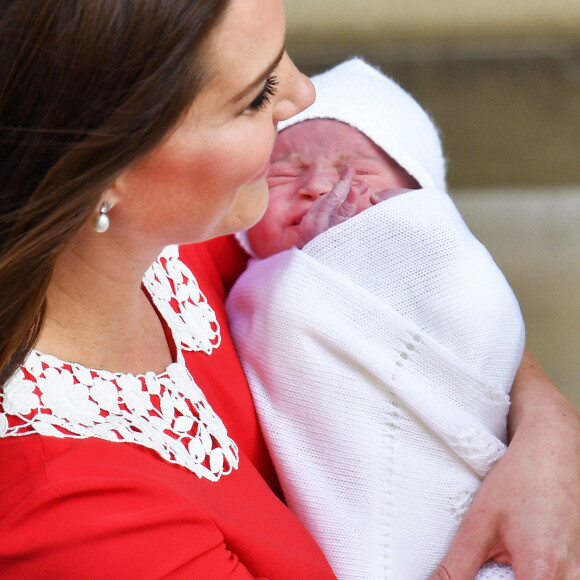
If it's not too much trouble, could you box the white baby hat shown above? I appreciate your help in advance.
[279,57,447,191]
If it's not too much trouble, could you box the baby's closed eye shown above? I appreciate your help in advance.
[267,165,304,186]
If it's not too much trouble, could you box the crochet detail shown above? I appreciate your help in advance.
[475,562,514,579]
[143,245,221,359]
[447,424,506,475]
[0,246,238,482]
[450,488,477,522]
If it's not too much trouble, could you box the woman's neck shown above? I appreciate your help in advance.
[36,225,172,375]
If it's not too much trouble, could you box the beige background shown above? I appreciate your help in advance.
[284,1,580,408]
[285,0,580,40]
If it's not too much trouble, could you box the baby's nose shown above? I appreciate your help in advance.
[298,170,335,200]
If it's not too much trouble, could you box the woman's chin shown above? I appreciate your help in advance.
[226,179,270,235]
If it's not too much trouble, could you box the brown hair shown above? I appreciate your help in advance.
[0,0,231,386]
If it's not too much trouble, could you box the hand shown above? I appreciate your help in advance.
[296,167,367,248]
[369,187,414,205]
[429,350,580,580]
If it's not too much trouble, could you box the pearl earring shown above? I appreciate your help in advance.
[93,202,112,233]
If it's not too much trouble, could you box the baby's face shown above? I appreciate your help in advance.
[247,118,417,258]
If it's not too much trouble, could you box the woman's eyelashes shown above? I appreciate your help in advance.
[247,75,279,111]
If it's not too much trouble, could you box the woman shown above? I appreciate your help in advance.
[0,0,335,577]
[0,1,577,578]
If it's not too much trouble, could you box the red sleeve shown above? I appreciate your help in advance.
[177,241,284,499]
[201,235,250,294]
[0,473,260,579]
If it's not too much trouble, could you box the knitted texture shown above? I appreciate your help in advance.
[227,189,525,579]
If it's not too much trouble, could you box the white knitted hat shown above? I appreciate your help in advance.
[279,57,447,190]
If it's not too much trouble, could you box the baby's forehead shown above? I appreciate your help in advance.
[273,118,382,161]
[280,118,367,144]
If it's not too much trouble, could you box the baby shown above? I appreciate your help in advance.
[227,58,524,580]
[246,116,419,259]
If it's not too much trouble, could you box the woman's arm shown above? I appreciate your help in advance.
[430,348,580,579]
[0,471,258,580]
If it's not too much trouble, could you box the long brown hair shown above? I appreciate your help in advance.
[0,0,231,386]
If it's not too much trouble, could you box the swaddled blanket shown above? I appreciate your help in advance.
[227,189,525,580]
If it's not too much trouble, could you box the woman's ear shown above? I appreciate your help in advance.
[100,174,125,208]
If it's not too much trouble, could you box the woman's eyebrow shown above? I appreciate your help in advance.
[231,46,285,104]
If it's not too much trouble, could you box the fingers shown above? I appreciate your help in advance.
[511,548,568,580]
[429,544,490,580]
[428,506,501,580]
[327,166,357,203]
[300,167,357,233]
[328,180,367,227]
[370,187,414,205]
[296,167,367,246]
[430,532,578,580]
[510,535,580,580]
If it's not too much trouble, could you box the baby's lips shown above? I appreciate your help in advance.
[290,209,309,226]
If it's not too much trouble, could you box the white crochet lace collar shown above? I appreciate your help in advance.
[0,245,239,482]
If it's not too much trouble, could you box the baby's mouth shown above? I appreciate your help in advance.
[290,210,309,226]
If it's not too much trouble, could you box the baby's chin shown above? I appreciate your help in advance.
[245,224,271,259]
[246,225,299,259]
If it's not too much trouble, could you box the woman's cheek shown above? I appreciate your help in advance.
[240,124,278,182]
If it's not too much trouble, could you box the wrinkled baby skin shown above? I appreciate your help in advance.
[247,118,418,258]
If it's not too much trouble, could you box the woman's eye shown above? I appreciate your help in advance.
[247,75,279,111]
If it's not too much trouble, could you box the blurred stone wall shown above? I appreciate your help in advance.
[284,1,580,407]
[285,1,580,188]
[285,0,580,41]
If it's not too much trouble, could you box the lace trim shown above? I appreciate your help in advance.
[0,246,238,482]
[447,424,506,477]
[143,245,221,360]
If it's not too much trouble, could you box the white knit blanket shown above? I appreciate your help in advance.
[227,189,525,580]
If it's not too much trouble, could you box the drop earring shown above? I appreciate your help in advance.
[93,201,112,233]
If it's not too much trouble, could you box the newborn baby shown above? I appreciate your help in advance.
[247,116,418,259]
[228,58,524,580]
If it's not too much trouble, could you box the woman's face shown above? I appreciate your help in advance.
[247,118,417,258]
[112,0,315,249]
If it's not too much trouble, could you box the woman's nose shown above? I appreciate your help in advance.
[273,54,315,124]
[298,170,335,200]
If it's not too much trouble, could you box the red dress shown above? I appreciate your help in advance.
[0,241,336,579]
